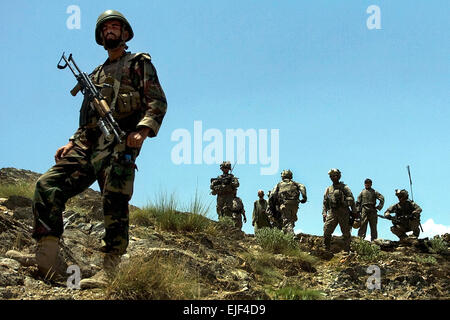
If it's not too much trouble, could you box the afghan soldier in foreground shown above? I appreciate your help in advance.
[322,169,358,252]
[384,189,422,240]
[210,161,239,220]
[356,178,384,241]
[270,170,307,235]
[252,190,270,232]
[7,10,167,287]
[231,191,247,230]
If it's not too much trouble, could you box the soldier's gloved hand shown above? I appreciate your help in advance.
[300,198,307,204]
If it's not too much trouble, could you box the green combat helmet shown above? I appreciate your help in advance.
[328,168,341,178]
[395,189,409,199]
[281,169,293,180]
[95,9,134,45]
[220,161,232,170]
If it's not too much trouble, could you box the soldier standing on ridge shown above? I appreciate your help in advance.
[356,178,384,241]
[252,190,270,232]
[231,191,247,230]
[322,169,358,252]
[210,161,240,220]
[270,170,307,235]
[7,10,167,288]
[384,189,422,240]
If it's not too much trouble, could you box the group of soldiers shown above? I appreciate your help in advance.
[211,163,423,253]
[4,9,425,288]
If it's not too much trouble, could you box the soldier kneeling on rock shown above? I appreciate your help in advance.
[384,189,422,241]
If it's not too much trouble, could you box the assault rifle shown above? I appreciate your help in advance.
[57,53,126,143]
[377,214,409,225]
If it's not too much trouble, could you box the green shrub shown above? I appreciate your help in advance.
[0,183,35,199]
[255,228,298,255]
[353,239,381,261]
[131,191,213,233]
[414,255,437,265]
[105,254,200,299]
[272,286,324,300]
[218,216,236,228]
[429,237,448,254]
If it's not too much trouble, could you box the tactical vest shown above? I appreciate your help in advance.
[326,184,346,209]
[80,52,150,129]
[276,180,300,202]
[394,201,416,218]
[360,189,377,207]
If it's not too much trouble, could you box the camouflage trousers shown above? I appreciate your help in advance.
[231,212,243,230]
[279,201,298,235]
[216,194,234,219]
[32,135,139,255]
[358,207,378,241]
[323,208,351,251]
[391,219,421,240]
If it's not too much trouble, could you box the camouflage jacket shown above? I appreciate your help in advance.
[210,173,239,195]
[272,179,306,204]
[356,188,384,212]
[385,200,422,220]
[70,51,167,146]
[323,182,356,214]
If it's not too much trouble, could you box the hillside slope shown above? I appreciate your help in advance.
[0,168,448,300]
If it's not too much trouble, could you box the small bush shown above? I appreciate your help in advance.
[353,239,381,261]
[429,237,448,254]
[105,254,200,300]
[218,216,236,228]
[255,228,298,255]
[0,183,35,199]
[414,255,437,265]
[272,286,324,300]
[241,252,282,284]
[131,191,213,233]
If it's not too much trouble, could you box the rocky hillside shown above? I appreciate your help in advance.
[0,168,449,300]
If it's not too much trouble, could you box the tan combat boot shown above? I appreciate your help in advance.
[35,236,67,280]
[6,236,66,280]
[80,253,121,289]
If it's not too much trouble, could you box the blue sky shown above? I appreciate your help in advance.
[0,1,448,240]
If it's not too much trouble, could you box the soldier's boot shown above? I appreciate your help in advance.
[80,253,121,289]
[6,236,65,280]
[35,236,67,280]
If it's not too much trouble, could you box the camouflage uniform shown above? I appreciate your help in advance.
[322,170,356,252]
[231,196,245,230]
[385,192,422,240]
[252,199,270,231]
[271,170,307,235]
[356,188,384,241]
[32,51,167,255]
[210,162,239,219]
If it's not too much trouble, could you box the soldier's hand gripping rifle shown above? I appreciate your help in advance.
[57,53,126,143]
[377,214,406,226]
